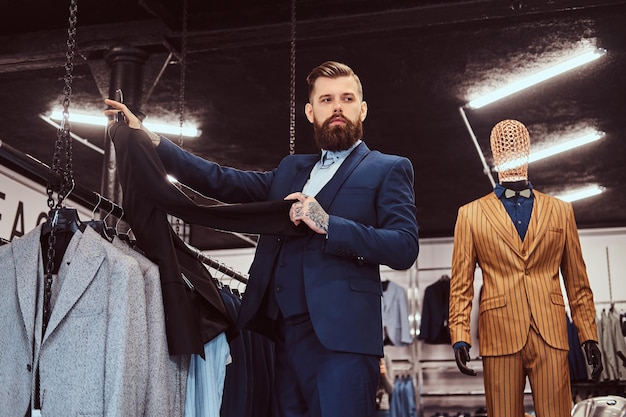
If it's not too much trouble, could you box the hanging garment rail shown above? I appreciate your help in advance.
[0,139,124,219]
[0,139,247,283]
[187,243,249,284]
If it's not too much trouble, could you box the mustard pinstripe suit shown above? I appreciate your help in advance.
[449,190,598,417]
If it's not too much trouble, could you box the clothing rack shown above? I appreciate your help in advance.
[187,243,249,284]
[0,140,124,219]
[0,139,248,283]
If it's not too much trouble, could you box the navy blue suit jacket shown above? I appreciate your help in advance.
[157,138,419,357]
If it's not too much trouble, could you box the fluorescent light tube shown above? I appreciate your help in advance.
[48,111,201,137]
[38,114,105,154]
[467,48,606,109]
[555,185,605,202]
[529,131,605,163]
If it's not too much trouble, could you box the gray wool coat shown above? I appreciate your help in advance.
[0,225,150,416]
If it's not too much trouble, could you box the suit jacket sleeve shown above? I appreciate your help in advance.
[156,135,275,203]
[324,156,419,270]
[449,204,477,346]
[559,203,598,345]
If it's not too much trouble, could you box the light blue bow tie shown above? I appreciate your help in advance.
[320,153,338,169]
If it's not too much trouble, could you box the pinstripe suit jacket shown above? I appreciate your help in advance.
[449,190,598,356]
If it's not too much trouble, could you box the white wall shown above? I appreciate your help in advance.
[205,226,626,312]
[0,165,92,241]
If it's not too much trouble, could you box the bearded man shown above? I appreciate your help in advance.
[105,61,419,417]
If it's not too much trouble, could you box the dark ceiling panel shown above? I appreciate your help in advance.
[0,0,625,249]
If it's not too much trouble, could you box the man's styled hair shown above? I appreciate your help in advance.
[306,61,363,101]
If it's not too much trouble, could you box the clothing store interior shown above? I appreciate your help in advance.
[1,1,626,416]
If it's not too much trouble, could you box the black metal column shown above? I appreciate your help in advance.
[101,45,148,223]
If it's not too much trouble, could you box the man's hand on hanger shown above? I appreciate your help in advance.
[104,99,161,147]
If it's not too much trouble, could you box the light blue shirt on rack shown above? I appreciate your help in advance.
[302,140,361,197]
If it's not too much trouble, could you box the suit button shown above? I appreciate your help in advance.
[525,269,530,275]
[277,238,282,243]
[27,364,32,372]
[521,250,526,256]
[276,286,283,293]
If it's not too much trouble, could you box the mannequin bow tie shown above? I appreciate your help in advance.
[505,188,531,198]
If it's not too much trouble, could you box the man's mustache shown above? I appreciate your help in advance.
[324,115,349,127]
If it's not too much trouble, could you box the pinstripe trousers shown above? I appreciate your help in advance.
[483,319,572,417]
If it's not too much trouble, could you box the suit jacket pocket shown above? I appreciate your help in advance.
[349,275,382,296]
[479,295,506,314]
[68,304,105,318]
[550,292,565,306]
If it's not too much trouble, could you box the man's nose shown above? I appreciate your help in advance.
[332,103,343,113]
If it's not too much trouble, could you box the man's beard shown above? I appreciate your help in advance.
[313,115,363,151]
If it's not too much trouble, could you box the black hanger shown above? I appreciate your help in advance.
[41,207,83,236]
[83,219,112,240]
[40,207,85,274]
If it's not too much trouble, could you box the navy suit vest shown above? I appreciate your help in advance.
[267,234,310,319]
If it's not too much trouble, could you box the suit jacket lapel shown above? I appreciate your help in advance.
[43,227,106,342]
[290,154,319,194]
[12,226,42,345]
[478,193,522,256]
[315,142,370,209]
[527,191,552,258]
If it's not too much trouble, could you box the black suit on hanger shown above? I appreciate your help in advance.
[418,277,451,344]
[110,122,305,356]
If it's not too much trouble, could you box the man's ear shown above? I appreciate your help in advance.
[360,101,368,122]
[305,102,314,123]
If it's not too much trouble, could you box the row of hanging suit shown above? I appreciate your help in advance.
[568,306,626,383]
[0,225,188,416]
[0,122,305,416]
[0,223,279,417]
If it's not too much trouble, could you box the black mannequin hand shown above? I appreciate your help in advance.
[583,340,603,382]
[453,342,477,376]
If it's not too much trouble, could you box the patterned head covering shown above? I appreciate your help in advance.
[490,119,530,182]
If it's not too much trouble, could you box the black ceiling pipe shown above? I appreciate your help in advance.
[101,45,149,225]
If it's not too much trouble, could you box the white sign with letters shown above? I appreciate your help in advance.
[0,165,91,242]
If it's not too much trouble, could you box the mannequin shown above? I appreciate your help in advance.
[449,119,602,417]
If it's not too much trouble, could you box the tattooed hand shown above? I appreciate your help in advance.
[285,192,329,235]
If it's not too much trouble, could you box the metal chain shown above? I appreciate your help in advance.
[606,247,613,305]
[178,0,188,149]
[175,0,188,240]
[43,0,78,334]
[288,0,296,155]
[58,0,77,205]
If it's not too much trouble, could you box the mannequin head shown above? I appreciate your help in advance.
[490,119,530,183]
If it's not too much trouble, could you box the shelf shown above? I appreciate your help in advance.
[422,389,533,396]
